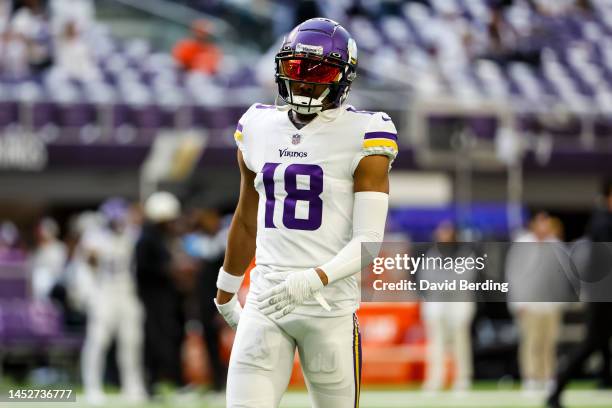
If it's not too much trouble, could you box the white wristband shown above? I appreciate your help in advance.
[216,267,245,293]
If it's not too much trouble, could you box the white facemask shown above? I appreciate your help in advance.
[284,80,330,114]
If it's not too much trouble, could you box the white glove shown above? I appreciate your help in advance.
[214,294,243,329]
[257,269,331,319]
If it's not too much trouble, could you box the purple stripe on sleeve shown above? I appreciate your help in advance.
[255,104,275,109]
[236,123,243,132]
[364,131,397,141]
[347,106,376,115]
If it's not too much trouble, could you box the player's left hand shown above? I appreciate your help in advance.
[214,294,242,329]
[257,269,331,319]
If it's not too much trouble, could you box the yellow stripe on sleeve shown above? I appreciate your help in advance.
[234,130,243,142]
[363,138,398,152]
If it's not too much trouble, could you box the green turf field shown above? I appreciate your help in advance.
[3,388,611,408]
[1,381,610,407]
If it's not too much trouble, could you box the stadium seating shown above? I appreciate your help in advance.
[0,261,83,379]
[1,0,612,151]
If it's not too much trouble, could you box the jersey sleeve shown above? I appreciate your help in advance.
[233,105,252,154]
[351,112,399,174]
[233,103,260,170]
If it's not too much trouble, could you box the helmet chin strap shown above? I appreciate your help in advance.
[275,98,291,112]
[318,102,346,121]
[284,80,331,114]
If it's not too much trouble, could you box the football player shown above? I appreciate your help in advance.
[214,18,398,408]
[80,198,146,405]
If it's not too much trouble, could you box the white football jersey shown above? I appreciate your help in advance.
[80,226,137,291]
[235,103,398,316]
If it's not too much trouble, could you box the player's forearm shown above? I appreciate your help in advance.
[317,230,382,285]
[318,191,388,285]
[222,210,256,277]
[215,212,253,324]
[216,214,255,304]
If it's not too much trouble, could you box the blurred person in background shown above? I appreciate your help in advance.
[513,211,556,242]
[172,19,221,75]
[421,6,473,72]
[135,191,186,395]
[0,220,25,261]
[531,0,591,16]
[482,2,518,62]
[49,0,94,35]
[479,0,543,68]
[31,217,66,301]
[419,222,477,393]
[184,206,230,392]
[549,216,564,241]
[80,198,146,405]
[547,181,612,408]
[9,0,53,74]
[0,0,30,79]
[0,28,27,77]
[63,211,102,312]
[52,211,98,332]
[0,0,11,31]
[53,19,99,81]
[507,211,564,394]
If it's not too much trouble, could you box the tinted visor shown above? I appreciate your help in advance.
[280,58,342,84]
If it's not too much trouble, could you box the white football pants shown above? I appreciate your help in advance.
[81,283,146,399]
[226,300,362,408]
[422,301,475,391]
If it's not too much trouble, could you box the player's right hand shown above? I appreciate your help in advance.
[257,269,331,319]
[214,294,242,329]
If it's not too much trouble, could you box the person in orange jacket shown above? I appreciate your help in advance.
[172,19,221,75]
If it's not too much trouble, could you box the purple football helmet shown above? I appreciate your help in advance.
[275,18,358,114]
[100,197,129,224]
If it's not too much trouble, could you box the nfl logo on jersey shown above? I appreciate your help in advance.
[292,134,302,145]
